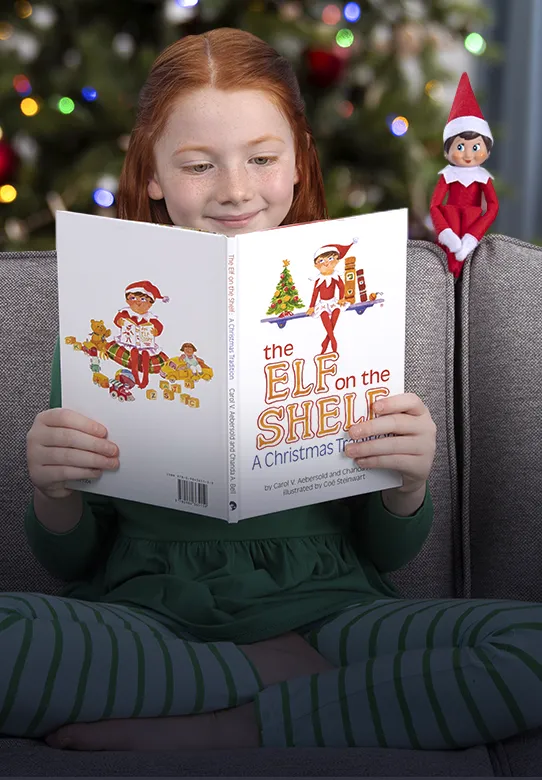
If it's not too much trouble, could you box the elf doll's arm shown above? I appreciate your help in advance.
[113,310,129,327]
[337,277,345,298]
[309,281,320,309]
[429,176,451,235]
[149,317,163,336]
[465,178,499,240]
[430,176,462,253]
[456,179,499,261]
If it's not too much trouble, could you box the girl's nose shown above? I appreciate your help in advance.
[217,166,254,205]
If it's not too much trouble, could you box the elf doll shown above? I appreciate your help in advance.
[306,240,356,355]
[113,280,169,389]
[430,72,499,279]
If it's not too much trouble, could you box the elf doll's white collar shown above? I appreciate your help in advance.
[439,164,494,187]
[313,271,341,285]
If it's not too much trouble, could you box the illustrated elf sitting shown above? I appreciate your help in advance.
[111,280,170,389]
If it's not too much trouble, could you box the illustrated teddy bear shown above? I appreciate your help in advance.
[83,319,111,359]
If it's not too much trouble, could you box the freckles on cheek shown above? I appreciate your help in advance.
[259,168,296,198]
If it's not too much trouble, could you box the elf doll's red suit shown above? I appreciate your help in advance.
[113,280,168,389]
[430,72,499,279]
[309,240,356,355]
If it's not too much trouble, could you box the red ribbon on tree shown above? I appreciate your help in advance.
[0,140,20,186]
[305,48,346,88]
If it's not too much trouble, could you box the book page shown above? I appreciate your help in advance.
[235,209,407,519]
[56,211,229,517]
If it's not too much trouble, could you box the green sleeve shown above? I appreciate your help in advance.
[24,337,118,582]
[349,483,433,573]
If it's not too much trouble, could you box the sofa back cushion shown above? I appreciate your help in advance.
[458,235,542,601]
[0,245,459,598]
[1,251,63,593]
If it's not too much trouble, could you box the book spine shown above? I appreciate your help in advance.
[226,237,240,522]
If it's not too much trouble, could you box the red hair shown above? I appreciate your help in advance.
[117,28,327,227]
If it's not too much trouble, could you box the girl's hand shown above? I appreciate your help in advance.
[27,409,119,499]
[345,393,436,494]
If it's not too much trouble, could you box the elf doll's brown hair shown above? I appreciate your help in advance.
[117,28,327,226]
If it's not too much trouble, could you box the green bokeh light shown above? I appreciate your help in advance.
[464,33,486,55]
[336,29,354,48]
[58,97,75,114]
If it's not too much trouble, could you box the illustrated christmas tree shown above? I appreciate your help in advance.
[0,0,492,251]
[266,259,305,318]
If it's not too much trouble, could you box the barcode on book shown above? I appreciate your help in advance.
[177,479,208,507]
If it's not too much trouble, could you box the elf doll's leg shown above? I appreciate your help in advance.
[129,348,141,387]
[319,312,334,354]
[439,206,463,278]
[140,351,150,389]
[329,308,341,354]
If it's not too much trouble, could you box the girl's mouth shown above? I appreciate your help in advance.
[209,211,261,228]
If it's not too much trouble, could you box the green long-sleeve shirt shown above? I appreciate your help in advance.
[24,340,433,643]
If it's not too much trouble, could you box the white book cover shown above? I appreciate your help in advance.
[56,207,407,522]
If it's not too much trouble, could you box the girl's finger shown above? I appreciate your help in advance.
[40,466,104,483]
[38,445,118,471]
[348,412,423,440]
[345,435,426,460]
[354,453,424,472]
[373,393,428,417]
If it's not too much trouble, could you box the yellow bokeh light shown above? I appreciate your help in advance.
[21,97,39,116]
[0,126,3,141]
[15,0,33,19]
[0,185,17,204]
[0,22,14,40]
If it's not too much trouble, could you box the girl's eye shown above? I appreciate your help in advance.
[186,163,212,173]
[252,156,276,166]
[473,144,480,151]
[456,143,464,151]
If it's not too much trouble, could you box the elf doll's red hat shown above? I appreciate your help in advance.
[314,238,358,260]
[125,280,169,303]
[443,72,493,143]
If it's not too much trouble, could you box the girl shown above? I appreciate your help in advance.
[16,29,542,752]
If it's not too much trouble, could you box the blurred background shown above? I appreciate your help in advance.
[0,0,538,251]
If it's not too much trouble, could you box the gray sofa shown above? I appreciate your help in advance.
[1,234,541,776]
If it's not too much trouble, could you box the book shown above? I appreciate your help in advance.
[56,207,408,522]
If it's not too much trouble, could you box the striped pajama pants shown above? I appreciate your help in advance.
[1,592,541,748]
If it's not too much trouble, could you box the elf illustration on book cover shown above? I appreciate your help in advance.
[261,238,384,358]
[64,278,214,406]
[430,71,499,279]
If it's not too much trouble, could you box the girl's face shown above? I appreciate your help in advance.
[148,87,299,236]
[446,135,489,167]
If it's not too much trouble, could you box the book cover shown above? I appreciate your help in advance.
[56,207,407,521]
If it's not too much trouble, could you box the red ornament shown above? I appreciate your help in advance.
[0,140,19,185]
[306,48,346,88]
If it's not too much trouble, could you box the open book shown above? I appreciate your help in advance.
[56,207,408,521]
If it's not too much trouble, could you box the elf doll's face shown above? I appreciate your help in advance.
[127,293,153,315]
[446,135,489,167]
[315,252,340,276]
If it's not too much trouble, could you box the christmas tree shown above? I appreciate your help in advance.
[0,0,492,251]
[266,259,305,317]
